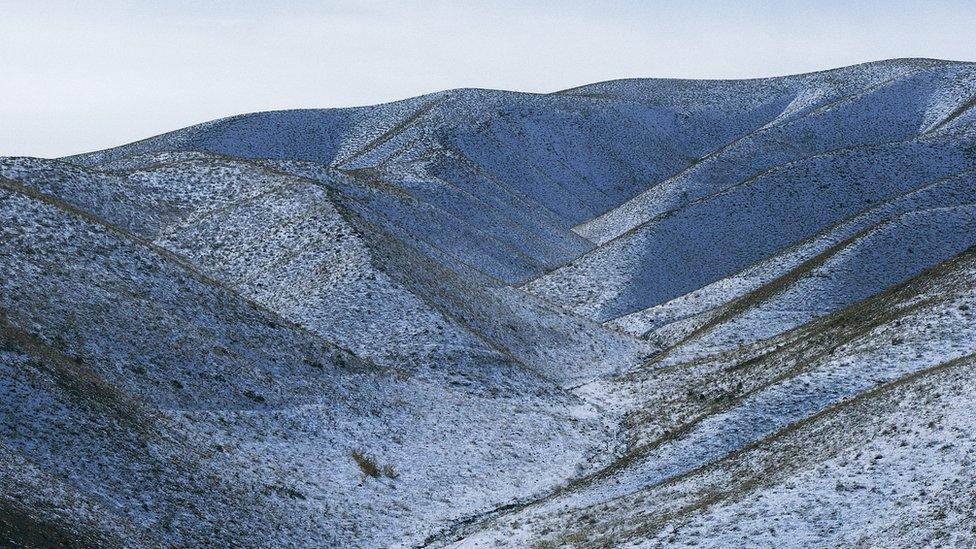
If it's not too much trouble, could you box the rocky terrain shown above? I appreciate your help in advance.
[2,58,975,547]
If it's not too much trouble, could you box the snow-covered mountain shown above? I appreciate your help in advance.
[2,58,976,547]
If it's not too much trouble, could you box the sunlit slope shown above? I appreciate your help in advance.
[446,248,976,547]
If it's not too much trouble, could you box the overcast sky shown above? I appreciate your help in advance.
[2,0,974,157]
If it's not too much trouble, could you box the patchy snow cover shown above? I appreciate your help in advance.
[2,58,976,547]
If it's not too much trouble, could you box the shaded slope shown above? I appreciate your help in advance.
[575,60,976,244]
[527,130,976,321]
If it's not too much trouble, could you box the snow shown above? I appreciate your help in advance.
[2,58,976,547]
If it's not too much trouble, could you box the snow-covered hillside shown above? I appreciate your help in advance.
[2,58,976,547]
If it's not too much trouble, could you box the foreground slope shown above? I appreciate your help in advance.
[2,58,976,547]
[449,248,976,547]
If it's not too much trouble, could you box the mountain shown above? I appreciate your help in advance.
[2,58,975,547]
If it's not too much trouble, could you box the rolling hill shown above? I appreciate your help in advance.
[2,58,976,547]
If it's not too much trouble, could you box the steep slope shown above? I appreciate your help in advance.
[0,174,607,547]
[0,154,650,385]
[3,58,976,547]
[525,129,976,322]
[573,61,976,244]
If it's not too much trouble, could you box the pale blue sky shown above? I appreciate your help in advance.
[2,0,974,157]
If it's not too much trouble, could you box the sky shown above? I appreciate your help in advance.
[1,0,975,157]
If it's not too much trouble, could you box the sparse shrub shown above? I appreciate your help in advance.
[351,449,400,481]
[351,449,381,478]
